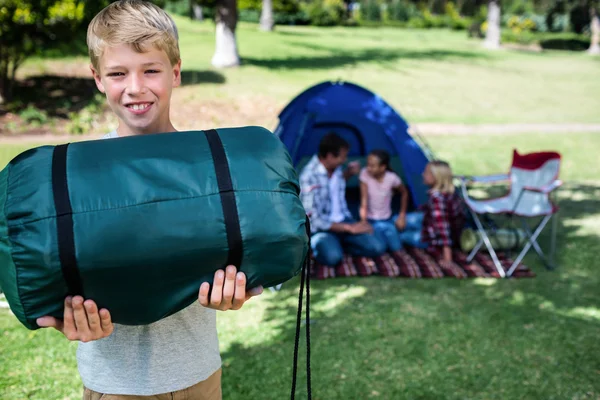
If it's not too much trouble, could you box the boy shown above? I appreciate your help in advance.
[299,132,386,267]
[35,1,263,399]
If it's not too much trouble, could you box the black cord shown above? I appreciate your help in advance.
[291,216,312,400]
[305,248,312,400]
[291,260,305,400]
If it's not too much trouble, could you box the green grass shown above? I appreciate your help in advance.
[1,132,599,399]
[16,17,600,128]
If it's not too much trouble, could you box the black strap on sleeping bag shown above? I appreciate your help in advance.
[52,143,84,296]
[203,129,243,268]
[291,215,312,400]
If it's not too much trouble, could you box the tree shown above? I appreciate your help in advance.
[211,0,241,67]
[260,0,275,31]
[483,0,501,49]
[589,3,600,54]
[0,0,88,103]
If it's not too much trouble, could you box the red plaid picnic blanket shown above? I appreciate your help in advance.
[309,247,535,280]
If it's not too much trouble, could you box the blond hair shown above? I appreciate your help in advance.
[428,160,455,194]
[87,0,180,72]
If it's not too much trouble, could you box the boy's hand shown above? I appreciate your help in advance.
[36,296,114,342]
[199,265,263,311]
[348,221,373,235]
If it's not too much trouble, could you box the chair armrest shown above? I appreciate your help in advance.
[523,180,563,194]
[456,174,510,184]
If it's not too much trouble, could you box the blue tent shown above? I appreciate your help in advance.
[275,80,431,211]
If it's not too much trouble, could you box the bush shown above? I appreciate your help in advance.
[275,11,311,25]
[67,94,105,135]
[467,20,484,37]
[165,0,192,17]
[19,105,48,127]
[507,0,534,15]
[503,13,542,35]
[569,4,590,34]
[545,0,570,33]
[444,2,471,30]
[303,0,346,26]
[387,0,418,22]
[421,9,445,28]
[238,9,261,22]
[360,0,382,22]
[239,0,301,14]
[407,16,426,28]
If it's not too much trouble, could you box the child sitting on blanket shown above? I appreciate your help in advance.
[359,149,409,252]
[399,160,465,262]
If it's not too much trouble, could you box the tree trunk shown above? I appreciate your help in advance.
[192,4,203,21]
[484,0,501,49]
[588,6,600,54]
[260,0,275,31]
[211,0,240,68]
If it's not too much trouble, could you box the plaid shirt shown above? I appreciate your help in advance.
[299,155,352,233]
[421,190,464,248]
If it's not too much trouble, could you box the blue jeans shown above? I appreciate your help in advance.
[311,220,387,266]
[397,212,428,249]
[369,217,402,252]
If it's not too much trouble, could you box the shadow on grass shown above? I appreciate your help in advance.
[540,37,591,52]
[242,45,486,70]
[0,70,226,118]
[181,70,226,85]
[219,183,600,400]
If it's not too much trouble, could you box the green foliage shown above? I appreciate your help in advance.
[506,0,535,15]
[18,105,49,126]
[67,93,106,135]
[407,15,426,27]
[165,0,192,16]
[303,0,346,26]
[238,0,300,13]
[386,0,419,22]
[0,1,88,102]
[238,0,262,11]
[237,0,308,24]
[501,29,591,49]
[238,8,261,22]
[360,0,382,22]
[569,3,590,34]
[444,1,472,30]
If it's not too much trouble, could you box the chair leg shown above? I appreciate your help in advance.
[549,212,558,269]
[506,214,552,276]
[469,210,506,278]
[467,238,483,262]
[523,216,555,270]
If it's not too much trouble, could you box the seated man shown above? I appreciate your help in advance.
[299,132,386,266]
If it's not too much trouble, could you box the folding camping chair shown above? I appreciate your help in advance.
[458,150,562,278]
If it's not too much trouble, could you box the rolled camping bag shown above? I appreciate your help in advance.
[0,126,311,331]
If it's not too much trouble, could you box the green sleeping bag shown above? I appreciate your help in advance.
[0,126,310,330]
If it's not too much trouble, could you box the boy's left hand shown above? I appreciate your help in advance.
[198,265,263,311]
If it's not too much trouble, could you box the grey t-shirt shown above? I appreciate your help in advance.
[76,130,221,395]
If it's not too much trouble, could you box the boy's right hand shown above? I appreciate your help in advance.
[347,221,373,235]
[36,296,114,342]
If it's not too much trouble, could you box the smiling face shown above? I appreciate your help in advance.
[366,154,386,179]
[91,43,181,136]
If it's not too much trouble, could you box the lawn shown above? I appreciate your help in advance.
[8,16,600,137]
[1,131,599,400]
